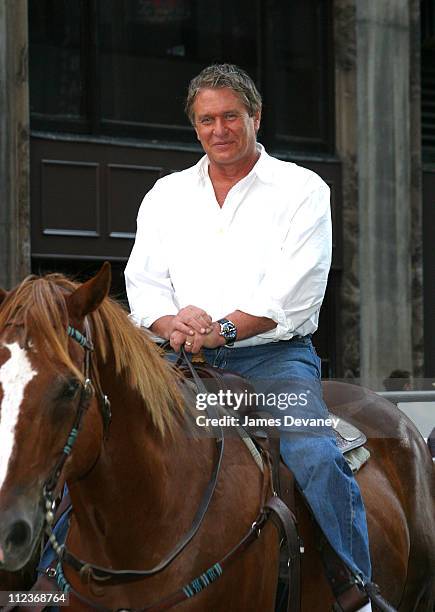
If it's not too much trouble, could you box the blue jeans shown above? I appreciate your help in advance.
[198,337,372,584]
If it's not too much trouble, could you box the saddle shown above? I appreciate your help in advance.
[178,360,370,465]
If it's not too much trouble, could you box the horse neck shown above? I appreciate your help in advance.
[67,359,212,564]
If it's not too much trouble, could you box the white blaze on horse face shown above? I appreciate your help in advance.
[0,343,37,493]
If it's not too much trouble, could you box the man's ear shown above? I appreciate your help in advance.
[254,109,261,133]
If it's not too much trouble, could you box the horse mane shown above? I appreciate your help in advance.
[0,273,185,436]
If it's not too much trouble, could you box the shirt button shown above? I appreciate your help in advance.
[217,228,224,235]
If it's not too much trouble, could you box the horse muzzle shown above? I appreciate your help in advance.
[0,498,44,571]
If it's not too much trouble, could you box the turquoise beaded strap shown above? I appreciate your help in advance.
[182,562,223,597]
[67,325,93,351]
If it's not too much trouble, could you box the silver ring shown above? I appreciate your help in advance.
[185,341,192,346]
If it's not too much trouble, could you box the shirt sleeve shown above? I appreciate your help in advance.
[236,182,332,339]
[124,185,178,328]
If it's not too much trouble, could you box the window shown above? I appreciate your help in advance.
[29,0,85,125]
[29,0,335,153]
[98,0,258,134]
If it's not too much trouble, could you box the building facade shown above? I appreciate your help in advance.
[1,0,433,387]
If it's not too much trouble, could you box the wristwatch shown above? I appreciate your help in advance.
[217,318,237,346]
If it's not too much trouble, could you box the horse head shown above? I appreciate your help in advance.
[0,264,111,571]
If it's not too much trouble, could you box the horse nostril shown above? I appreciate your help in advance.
[5,520,32,551]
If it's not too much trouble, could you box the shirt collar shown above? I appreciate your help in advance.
[196,143,275,186]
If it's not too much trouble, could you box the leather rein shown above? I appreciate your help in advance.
[39,324,300,612]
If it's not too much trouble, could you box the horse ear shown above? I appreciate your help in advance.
[0,288,8,307]
[67,262,112,319]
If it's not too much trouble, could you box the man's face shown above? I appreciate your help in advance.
[192,87,261,168]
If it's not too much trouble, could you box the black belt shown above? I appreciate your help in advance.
[279,334,312,343]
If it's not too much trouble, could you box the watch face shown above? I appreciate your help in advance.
[219,319,237,343]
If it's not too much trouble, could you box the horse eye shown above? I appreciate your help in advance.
[60,379,81,400]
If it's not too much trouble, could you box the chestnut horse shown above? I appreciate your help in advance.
[0,265,434,611]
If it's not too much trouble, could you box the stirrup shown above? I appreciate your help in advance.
[364,582,397,612]
[332,582,369,612]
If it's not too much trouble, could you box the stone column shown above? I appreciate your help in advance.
[409,0,424,379]
[356,0,416,387]
[334,0,360,379]
[0,0,30,290]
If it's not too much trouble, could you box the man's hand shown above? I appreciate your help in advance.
[183,323,225,353]
[172,323,225,354]
[150,306,214,353]
[172,305,213,336]
[167,321,226,354]
[168,329,189,353]
[151,309,277,354]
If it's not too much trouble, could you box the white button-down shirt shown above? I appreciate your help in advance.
[125,144,332,347]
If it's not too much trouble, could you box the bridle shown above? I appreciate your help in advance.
[42,321,111,556]
[39,322,299,612]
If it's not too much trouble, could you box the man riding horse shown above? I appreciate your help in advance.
[125,63,373,610]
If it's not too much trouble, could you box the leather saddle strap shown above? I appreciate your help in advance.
[265,496,301,612]
[318,534,370,612]
[245,410,284,498]
[364,583,397,612]
[313,510,396,611]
